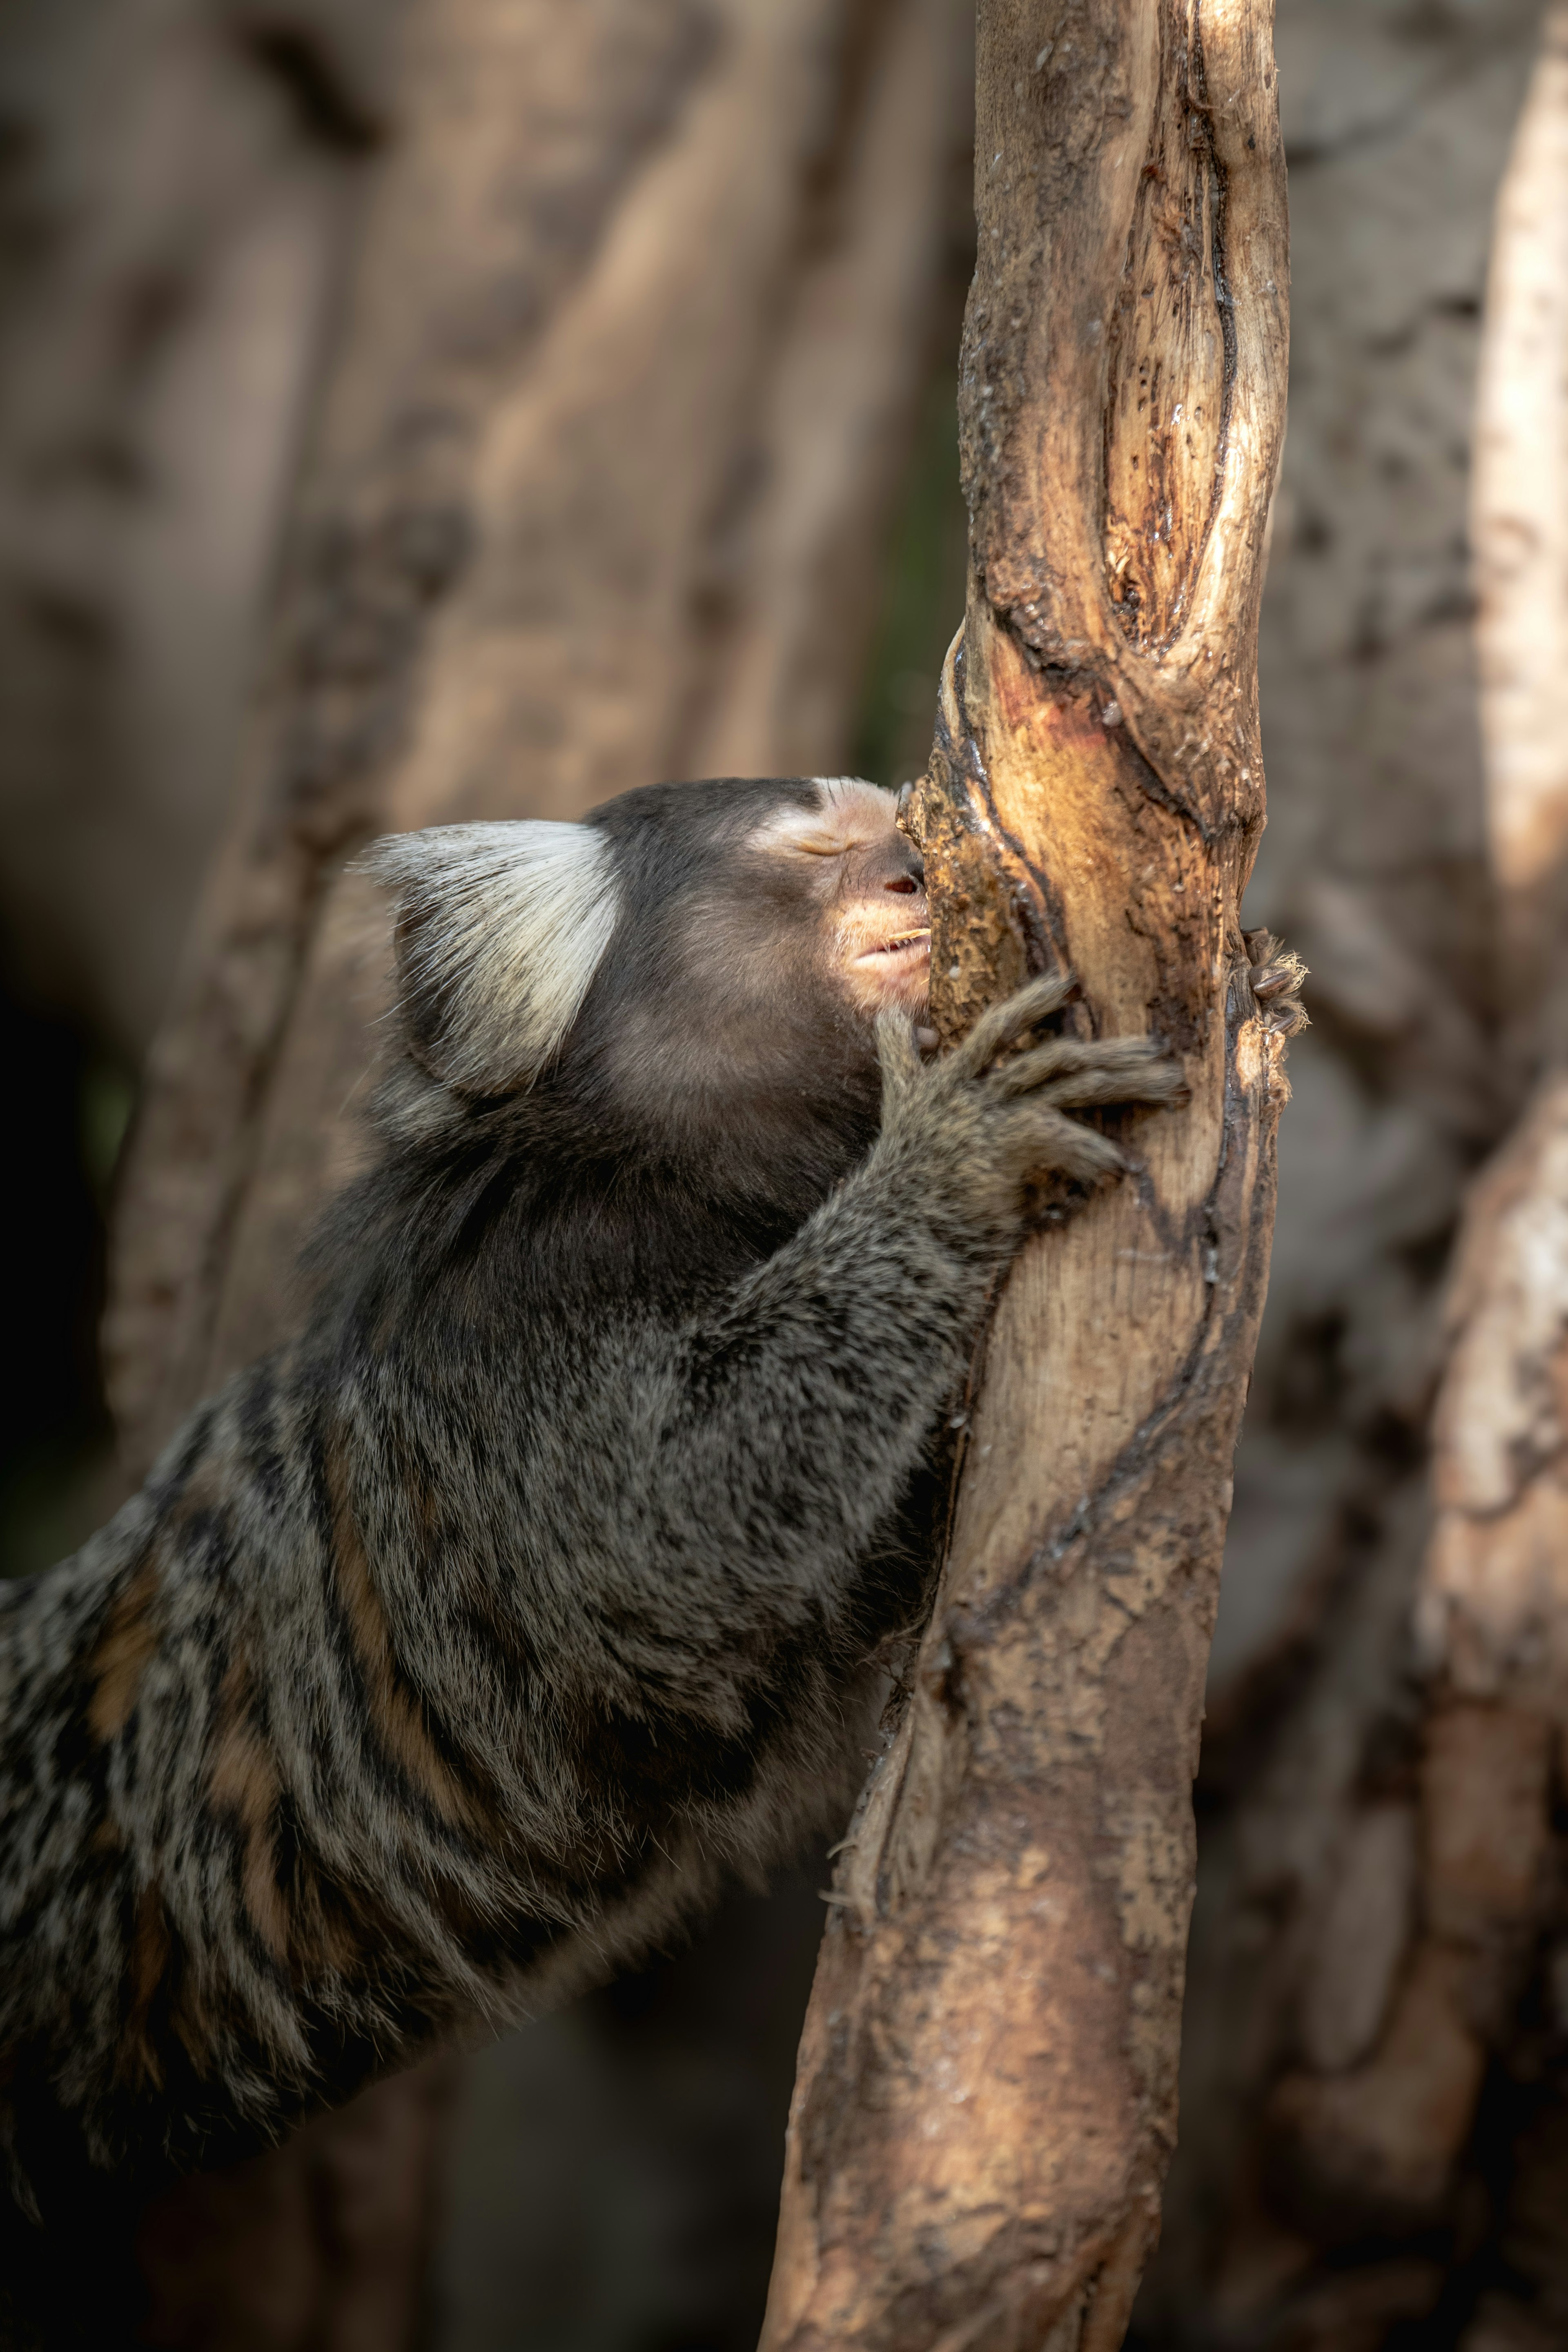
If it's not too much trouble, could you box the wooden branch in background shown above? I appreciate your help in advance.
[1267,5,1568,2234]
[1471,2,1568,1039]
[763,4,1290,2344]
[105,0,971,1480]
[98,1,970,2342]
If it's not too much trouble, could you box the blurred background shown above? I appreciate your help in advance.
[3,2,1566,2348]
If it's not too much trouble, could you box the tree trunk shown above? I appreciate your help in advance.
[71,0,971,2344]
[762,6,1291,2346]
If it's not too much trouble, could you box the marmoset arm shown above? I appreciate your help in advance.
[0,978,1175,2212]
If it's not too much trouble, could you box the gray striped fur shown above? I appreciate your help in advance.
[1,776,1179,2218]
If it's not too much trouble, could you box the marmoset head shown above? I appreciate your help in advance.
[362,776,928,1213]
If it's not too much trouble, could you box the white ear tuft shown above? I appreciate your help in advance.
[358,822,619,1093]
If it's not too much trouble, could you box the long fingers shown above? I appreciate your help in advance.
[1036,1058,1189,1114]
[991,1033,1168,1100]
[951,971,1076,1078]
[1018,1107,1126,1183]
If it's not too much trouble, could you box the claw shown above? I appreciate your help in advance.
[1242,930,1309,1036]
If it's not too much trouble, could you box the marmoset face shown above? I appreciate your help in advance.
[367,779,929,1158]
[747,778,930,1021]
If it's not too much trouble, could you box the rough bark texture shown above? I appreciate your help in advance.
[1136,9,1568,2345]
[37,0,971,2345]
[761,7,1291,2346]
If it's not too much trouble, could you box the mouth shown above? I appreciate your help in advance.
[854,929,931,966]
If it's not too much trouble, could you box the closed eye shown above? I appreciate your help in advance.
[746,779,899,858]
[784,834,852,857]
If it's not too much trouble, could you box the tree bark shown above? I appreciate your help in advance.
[1426,5,1568,1726]
[1133,13,1568,2343]
[78,0,970,2345]
[762,6,1291,2347]
[1263,18,1568,2327]
[1258,0,1568,2260]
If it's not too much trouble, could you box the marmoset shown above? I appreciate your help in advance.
[0,775,1183,2217]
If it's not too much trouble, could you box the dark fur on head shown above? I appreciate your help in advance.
[576,779,889,1216]
[0,773,1181,2223]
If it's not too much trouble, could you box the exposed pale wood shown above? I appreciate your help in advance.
[762,5,1291,2345]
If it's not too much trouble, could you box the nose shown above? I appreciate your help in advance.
[883,847,925,896]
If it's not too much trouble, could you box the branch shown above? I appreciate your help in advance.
[1264,2,1568,2236]
[762,4,1290,2343]
[1472,2,1568,1036]
[104,0,969,1476]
